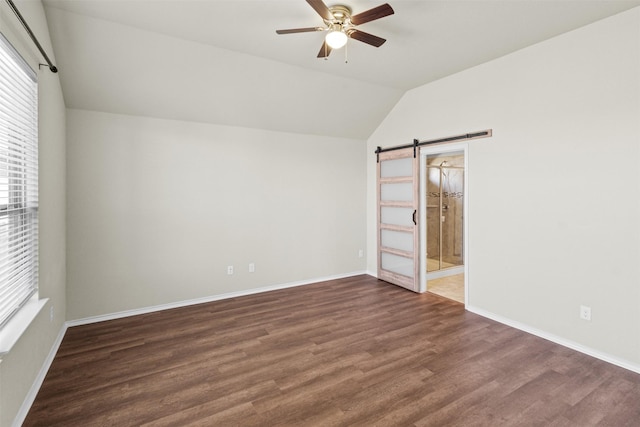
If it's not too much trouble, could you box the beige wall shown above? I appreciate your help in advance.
[0,1,67,426]
[368,7,640,367]
[66,110,367,320]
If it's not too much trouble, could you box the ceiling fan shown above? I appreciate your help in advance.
[276,0,394,58]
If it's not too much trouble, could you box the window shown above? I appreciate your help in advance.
[0,32,38,329]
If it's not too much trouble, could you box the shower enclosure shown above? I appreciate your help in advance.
[426,153,464,273]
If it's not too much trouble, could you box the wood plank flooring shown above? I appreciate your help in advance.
[24,275,640,426]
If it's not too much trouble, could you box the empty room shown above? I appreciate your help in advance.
[1,0,639,425]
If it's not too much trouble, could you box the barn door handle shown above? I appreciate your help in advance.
[412,210,417,225]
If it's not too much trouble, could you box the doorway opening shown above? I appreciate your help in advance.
[419,145,467,304]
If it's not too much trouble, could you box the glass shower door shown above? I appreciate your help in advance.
[426,166,441,272]
[441,167,464,268]
[426,155,464,272]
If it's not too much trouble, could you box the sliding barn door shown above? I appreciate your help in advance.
[377,148,420,292]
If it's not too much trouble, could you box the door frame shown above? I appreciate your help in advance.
[419,142,469,304]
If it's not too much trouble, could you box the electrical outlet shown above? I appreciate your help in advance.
[358,249,364,258]
[249,263,255,273]
[50,306,54,322]
[580,305,591,321]
[227,265,234,275]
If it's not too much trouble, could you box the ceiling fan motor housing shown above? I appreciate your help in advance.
[325,5,352,26]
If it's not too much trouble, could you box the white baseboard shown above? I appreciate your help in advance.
[12,323,68,427]
[466,304,640,375]
[67,271,368,327]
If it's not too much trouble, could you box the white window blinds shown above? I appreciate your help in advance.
[0,33,38,328]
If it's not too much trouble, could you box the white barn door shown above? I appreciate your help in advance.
[376,147,419,292]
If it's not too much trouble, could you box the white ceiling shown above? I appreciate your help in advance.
[42,0,640,139]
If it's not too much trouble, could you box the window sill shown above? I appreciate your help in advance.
[0,296,48,358]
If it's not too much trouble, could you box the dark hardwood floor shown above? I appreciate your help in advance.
[24,275,640,426]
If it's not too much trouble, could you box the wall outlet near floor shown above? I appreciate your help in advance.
[227,265,234,275]
[249,263,255,273]
[358,249,364,258]
[50,306,54,322]
[580,305,592,321]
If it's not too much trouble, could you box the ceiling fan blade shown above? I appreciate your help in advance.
[350,3,394,25]
[306,0,334,21]
[276,27,324,35]
[317,41,333,58]
[348,29,386,47]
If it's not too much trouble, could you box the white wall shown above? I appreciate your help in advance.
[66,110,367,320]
[368,8,640,367]
[0,1,66,426]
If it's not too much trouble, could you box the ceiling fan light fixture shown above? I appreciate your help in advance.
[275,1,394,59]
[325,29,348,49]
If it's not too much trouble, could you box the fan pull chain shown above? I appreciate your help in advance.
[345,40,348,63]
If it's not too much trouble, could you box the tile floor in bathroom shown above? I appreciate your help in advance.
[427,273,464,303]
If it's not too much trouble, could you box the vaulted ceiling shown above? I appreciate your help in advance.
[42,0,640,139]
